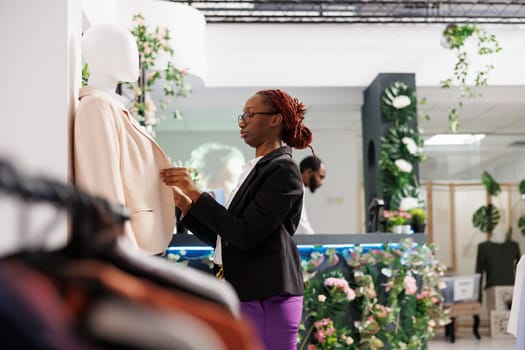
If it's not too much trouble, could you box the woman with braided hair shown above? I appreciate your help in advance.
[160,89,314,349]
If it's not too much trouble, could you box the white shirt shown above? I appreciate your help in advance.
[507,254,525,336]
[296,185,315,234]
[213,156,263,264]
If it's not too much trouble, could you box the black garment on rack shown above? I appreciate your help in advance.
[475,240,521,302]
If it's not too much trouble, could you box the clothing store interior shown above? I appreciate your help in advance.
[2,0,525,349]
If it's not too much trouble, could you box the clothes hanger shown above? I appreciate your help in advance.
[0,159,240,316]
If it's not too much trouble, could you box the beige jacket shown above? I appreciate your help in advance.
[73,87,174,254]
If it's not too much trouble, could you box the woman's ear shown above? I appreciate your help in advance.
[270,113,283,127]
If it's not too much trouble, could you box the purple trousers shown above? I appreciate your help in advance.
[241,294,303,350]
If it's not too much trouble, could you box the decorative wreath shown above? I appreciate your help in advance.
[380,82,417,123]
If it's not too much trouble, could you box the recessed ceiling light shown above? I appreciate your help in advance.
[424,134,485,146]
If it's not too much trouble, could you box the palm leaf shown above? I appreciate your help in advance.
[481,171,501,196]
[519,216,525,236]
[380,82,417,123]
[472,204,500,233]
[390,185,426,211]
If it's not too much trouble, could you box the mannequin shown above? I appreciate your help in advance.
[475,231,520,312]
[74,24,175,254]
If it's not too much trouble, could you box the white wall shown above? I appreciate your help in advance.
[294,130,361,233]
[0,0,82,255]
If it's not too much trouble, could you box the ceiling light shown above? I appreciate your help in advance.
[424,134,485,146]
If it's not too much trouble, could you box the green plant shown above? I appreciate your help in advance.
[519,216,525,236]
[125,13,191,132]
[409,208,426,225]
[82,63,90,87]
[379,82,426,212]
[520,179,525,196]
[440,23,502,132]
[472,171,502,235]
[482,170,501,196]
[299,239,448,350]
[472,204,501,234]
[381,82,417,125]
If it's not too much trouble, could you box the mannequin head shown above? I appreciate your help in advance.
[82,24,139,92]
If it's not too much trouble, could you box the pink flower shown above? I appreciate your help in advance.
[314,318,332,328]
[307,345,317,350]
[324,277,356,300]
[314,330,326,343]
[404,275,417,295]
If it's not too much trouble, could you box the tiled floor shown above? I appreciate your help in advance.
[429,329,515,349]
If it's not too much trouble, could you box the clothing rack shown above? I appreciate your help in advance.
[0,159,129,224]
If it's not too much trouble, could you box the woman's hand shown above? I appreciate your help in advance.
[160,167,202,203]
[172,186,193,215]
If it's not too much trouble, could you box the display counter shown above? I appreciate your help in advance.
[166,233,427,274]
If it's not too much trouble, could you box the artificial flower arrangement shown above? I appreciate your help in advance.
[383,210,412,233]
[379,82,426,213]
[299,239,448,350]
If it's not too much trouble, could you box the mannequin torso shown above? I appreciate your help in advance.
[74,24,174,254]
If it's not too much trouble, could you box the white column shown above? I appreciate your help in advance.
[0,0,82,255]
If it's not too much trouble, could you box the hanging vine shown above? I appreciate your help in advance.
[440,23,502,132]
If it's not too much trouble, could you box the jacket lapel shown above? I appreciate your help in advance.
[228,146,292,213]
[122,109,171,166]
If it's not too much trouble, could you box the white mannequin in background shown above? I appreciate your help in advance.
[74,24,175,255]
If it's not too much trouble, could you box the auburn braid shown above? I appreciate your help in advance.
[256,89,314,153]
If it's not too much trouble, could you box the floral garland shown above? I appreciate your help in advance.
[124,14,191,134]
[299,239,449,350]
[379,82,425,213]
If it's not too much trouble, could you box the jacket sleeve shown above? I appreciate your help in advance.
[181,212,218,247]
[74,97,139,249]
[183,161,303,250]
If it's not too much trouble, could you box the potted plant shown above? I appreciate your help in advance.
[384,210,411,234]
[409,208,426,233]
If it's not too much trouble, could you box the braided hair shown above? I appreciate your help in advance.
[256,89,314,154]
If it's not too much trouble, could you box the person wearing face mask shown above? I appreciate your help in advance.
[296,156,326,234]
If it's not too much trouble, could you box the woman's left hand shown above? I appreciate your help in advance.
[160,167,202,202]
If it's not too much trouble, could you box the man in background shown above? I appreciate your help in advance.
[297,156,327,234]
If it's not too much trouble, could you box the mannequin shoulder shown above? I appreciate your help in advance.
[78,93,114,109]
[76,94,121,123]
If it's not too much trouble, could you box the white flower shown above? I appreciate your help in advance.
[402,137,418,155]
[399,197,419,211]
[381,268,392,277]
[395,159,413,173]
[392,95,411,109]
[346,337,354,345]
[318,294,327,303]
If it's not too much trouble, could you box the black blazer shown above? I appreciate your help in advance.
[182,146,304,301]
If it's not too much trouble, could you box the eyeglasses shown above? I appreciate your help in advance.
[237,111,278,124]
